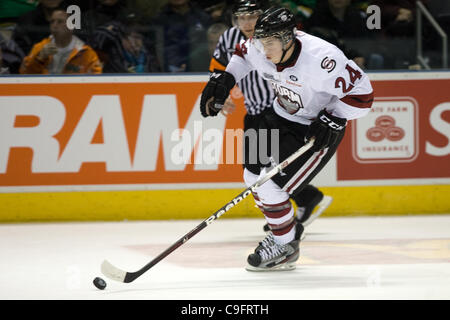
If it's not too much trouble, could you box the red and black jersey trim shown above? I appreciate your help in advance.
[286,149,325,194]
[340,91,374,109]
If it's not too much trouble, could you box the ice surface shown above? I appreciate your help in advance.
[0,215,449,300]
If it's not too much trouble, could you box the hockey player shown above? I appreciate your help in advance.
[200,7,373,271]
[210,0,332,232]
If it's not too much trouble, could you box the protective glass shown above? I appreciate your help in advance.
[233,11,261,29]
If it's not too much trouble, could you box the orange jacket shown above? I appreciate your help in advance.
[20,36,102,74]
[209,57,226,73]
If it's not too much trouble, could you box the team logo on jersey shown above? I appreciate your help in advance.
[272,83,303,114]
[289,75,298,81]
[321,57,336,73]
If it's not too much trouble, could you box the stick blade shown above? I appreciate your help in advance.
[101,260,127,283]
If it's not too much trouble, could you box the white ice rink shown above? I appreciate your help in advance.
[1,215,449,300]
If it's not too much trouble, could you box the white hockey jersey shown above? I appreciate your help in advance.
[226,31,374,125]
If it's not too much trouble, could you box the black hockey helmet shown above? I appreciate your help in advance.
[253,6,296,46]
[232,0,264,16]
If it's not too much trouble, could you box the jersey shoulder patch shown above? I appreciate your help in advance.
[315,46,347,76]
[234,39,249,58]
[320,56,338,73]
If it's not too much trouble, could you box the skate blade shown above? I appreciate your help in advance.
[302,196,333,227]
[245,262,297,272]
[300,232,306,241]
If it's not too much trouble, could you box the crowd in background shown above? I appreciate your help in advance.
[0,0,448,75]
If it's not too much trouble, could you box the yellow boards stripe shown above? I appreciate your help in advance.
[0,185,449,222]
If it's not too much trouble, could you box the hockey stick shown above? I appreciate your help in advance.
[101,138,315,283]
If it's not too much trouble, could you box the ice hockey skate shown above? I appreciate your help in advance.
[298,195,333,227]
[254,231,275,252]
[246,223,304,272]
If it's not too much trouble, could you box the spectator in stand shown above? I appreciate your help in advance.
[368,0,433,69]
[303,0,369,68]
[0,33,26,74]
[76,0,130,44]
[12,0,66,55]
[0,47,8,74]
[0,0,38,24]
[304,0,369,38]
[152,0,212,72]
[370,0,429,38]
[207,23,229,56]
[20,9,102,74]
[90,14,161,73]
[194,0,235,26]
[278,0,317,25]
[127,0,169,22]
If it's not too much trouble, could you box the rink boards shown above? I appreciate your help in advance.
[0,72,449,222]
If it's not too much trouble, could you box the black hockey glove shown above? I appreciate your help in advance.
[200,70,236,117]
[306,109,347,151]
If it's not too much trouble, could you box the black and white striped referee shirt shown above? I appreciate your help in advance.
[209,27,275,116]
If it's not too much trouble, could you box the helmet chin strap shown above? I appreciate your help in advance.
[276,39,294,65]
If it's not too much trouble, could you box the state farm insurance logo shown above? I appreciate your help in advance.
[366,115,405,142]
[352,98,418,163]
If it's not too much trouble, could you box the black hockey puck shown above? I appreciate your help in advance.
[93,277,107,290]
